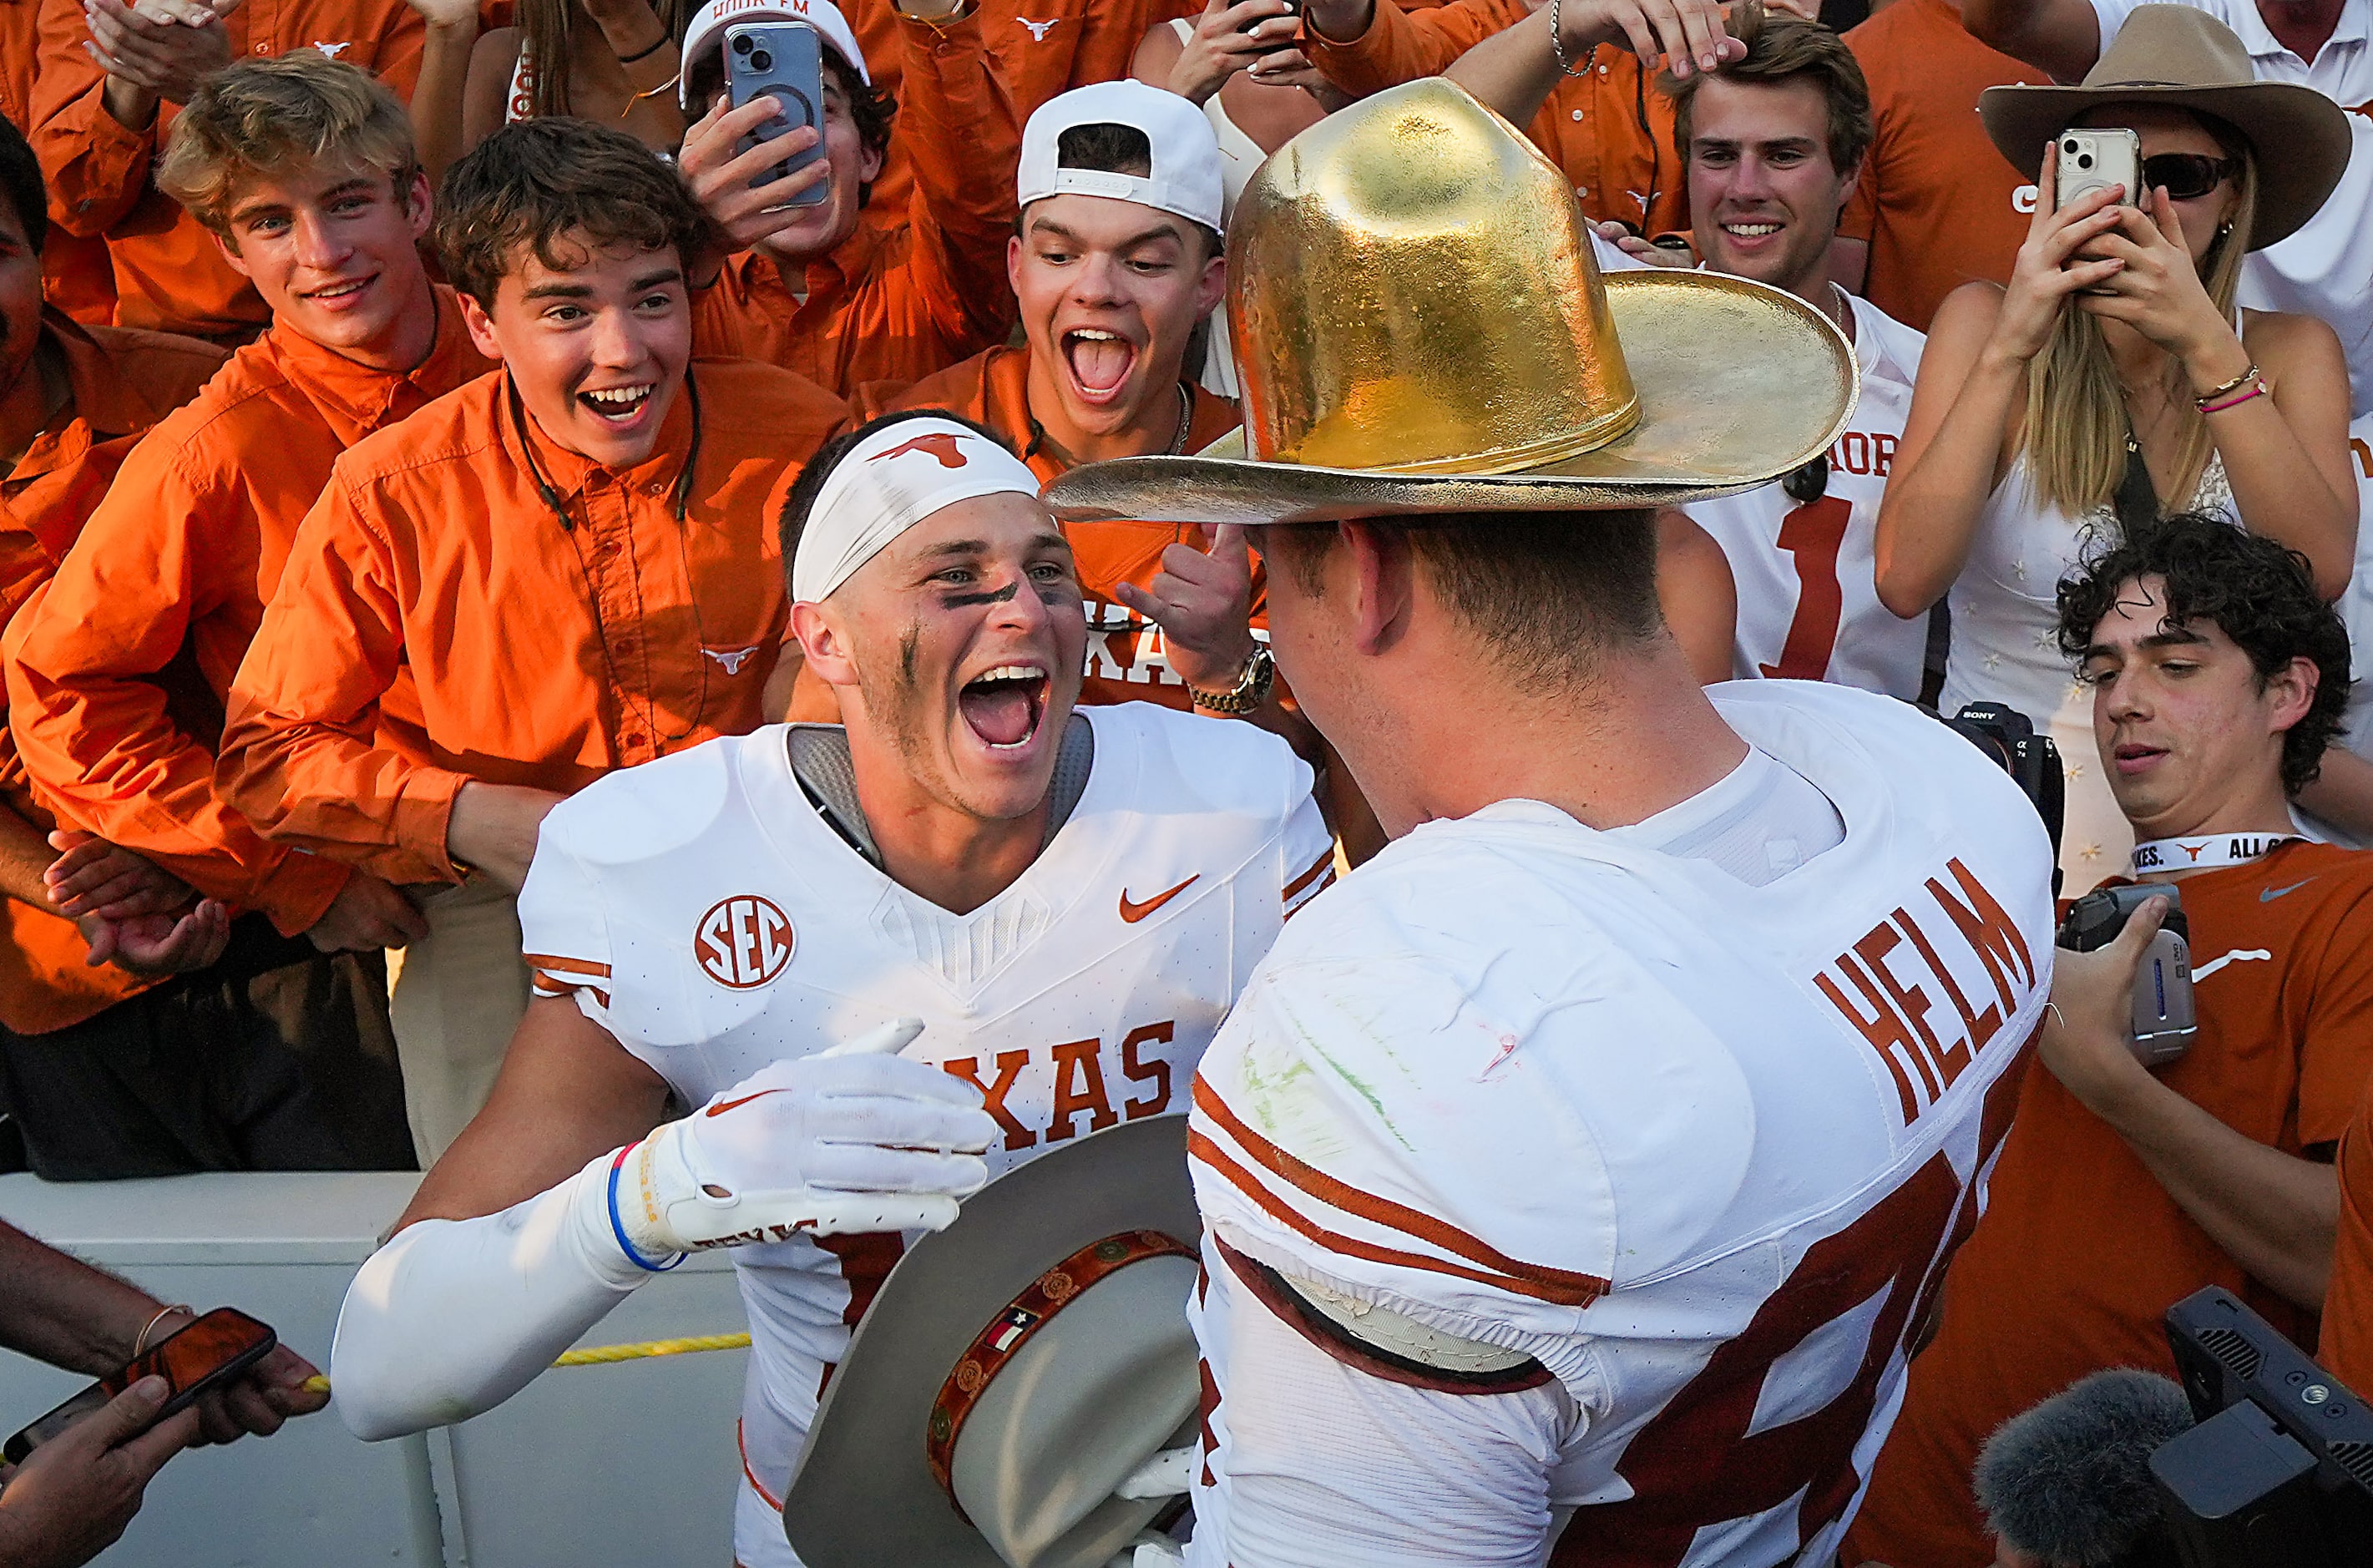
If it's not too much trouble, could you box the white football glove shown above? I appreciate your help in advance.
[613,1019,996,1262]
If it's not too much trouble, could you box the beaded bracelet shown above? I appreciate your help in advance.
[2198,381,2268,415]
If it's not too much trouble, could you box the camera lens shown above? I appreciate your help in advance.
[2077,153,2093,169]
[2062,138,2079,154]
[731,33,751,51]
[749,48,772,71]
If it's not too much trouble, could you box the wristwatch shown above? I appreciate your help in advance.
[1189,645,1276,714]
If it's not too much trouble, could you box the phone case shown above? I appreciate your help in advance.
[726,22,827,206]
[3,1309,277,1464]
[2057,128,2142,211]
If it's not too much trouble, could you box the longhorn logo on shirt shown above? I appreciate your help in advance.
[703,645,761,675]
[1017,18,1058,39]
[312,40,352,57]
[873,432,972,469]
[695,895,795,989]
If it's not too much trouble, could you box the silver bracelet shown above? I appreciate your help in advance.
[1548,0,1591,78]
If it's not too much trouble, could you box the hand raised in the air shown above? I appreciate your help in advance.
[614,1019,998,1261]
[1113,524,1259,695]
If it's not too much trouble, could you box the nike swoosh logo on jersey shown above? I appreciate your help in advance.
[2260,878,2315,903]
[705,1088,787,1118]
[1120,875,1198,923]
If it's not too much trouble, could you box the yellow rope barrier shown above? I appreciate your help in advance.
[296,1331,753,1396]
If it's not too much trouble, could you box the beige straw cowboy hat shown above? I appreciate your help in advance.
[782,1115,1202,1568]
[1979,3,2350,248]
[1044,78,1857,528]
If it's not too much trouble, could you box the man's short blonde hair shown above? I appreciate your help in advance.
[158,51,419,236]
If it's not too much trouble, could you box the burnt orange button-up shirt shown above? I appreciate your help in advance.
[0,2,113,325]
[868,343,1249,710]
[6,289,490,943]
[29,0,428,339]
[1308,0,1688,238]
[218,359,848,887]
[0,308,227,1034]
[848,0,1198,224]
[694,5,1020,399]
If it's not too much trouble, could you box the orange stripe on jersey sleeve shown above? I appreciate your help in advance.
[526,952,612,979]
[1192,1080,1609,1308]
[1283,846,1336,903]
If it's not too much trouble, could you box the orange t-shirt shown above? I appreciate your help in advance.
[1839,0,2048,332]
[863,342,1247,710]
[1305,0,1687,238]
[691,6,1020,399]
[1844,841,2373,1568]
[6,287,491,944]
[849,0,1200,222]
[217,359,848,887]
[2323,1073,2373,1395]
[29,0,428,339]
[0,309,229,1034]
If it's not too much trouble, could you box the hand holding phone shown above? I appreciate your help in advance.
[0,1378,201,1567]
[2055,128,2140,214]
[725,21,827,207]
[6,1308,279,1465]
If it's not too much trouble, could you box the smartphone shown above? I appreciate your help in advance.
[4,1308,276,1464]
[726,21,827,206]
[2056,883,2197,1066]
[2057,127,2142,211]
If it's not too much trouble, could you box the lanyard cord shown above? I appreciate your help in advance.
[507,369,712,749]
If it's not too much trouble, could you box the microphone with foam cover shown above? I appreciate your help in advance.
[1972,1368,2194,1568]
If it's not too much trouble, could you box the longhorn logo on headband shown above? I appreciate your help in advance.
[872,432,974,469]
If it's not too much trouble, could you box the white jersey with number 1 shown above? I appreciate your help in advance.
[514,702,1333,1568]
[1682,293,1927,697]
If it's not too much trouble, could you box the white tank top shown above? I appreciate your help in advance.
[1940,451,2236,892]
[516,703,1333,1568]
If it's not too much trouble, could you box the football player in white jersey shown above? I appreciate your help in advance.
[1045,67,2062,1568]
[1459,3,1931,697]
[326,412,1335,1568]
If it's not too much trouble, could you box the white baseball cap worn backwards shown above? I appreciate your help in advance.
[1018,81,1227,235]
[792,417,1045,604]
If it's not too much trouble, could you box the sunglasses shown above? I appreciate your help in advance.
[2141,153,2240,201]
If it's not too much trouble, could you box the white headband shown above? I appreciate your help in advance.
[792,418,1045,604]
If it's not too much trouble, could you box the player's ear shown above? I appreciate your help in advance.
[790,599,861,689]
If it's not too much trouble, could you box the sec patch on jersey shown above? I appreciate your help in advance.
[696,894,797,989]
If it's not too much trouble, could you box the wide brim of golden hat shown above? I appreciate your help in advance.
[1045,270,1858,526]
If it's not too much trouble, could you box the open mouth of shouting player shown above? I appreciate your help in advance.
[788,417,1089,822]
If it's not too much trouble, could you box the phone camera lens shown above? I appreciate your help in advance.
[731,33,751,51]
[2062,138,2079,154]
[749,48,772,70]
[2077,153,2094,169]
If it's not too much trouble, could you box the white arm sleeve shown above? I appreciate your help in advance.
[1198,1277,1575,1568]
[331,1151,645,1440]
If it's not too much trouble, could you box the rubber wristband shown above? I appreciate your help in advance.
[2198,382,2267,415]
[607,1146,685,1272]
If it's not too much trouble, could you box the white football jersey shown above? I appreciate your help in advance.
[1186,681,2056,1568]
[516,703,1333,1568]
[1682,295,1927,697]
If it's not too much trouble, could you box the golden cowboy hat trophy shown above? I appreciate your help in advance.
[1047,77,1859,525]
